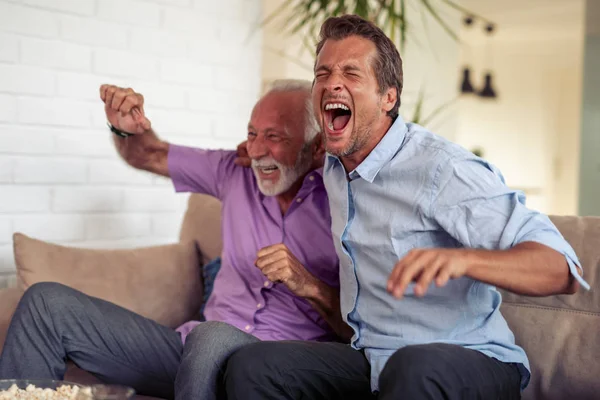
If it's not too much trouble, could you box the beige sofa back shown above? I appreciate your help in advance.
[500,215,600,400]
[180,194,223,261]
[183,195,600,400]
[13,234,203,330]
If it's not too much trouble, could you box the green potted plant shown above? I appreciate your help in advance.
[262,0,484,125]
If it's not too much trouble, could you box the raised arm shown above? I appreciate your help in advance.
[387,157,588,299]
[100,84,169,177]
[255,244,353,343]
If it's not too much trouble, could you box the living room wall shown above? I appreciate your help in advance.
[456,0,585,216]
[0,0,263,287]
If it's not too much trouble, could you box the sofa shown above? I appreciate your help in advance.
[0,193,599,400]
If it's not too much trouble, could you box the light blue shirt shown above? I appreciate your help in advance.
[323,116,589,392]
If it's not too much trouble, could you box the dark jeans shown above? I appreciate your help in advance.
[224,341,522,400]
[0,282,258,399]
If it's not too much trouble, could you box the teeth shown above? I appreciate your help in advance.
[328,122,334,130]
[324,103,349,111]
[259,166,278,175]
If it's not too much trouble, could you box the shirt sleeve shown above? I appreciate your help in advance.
[167,144,238,200]
[429,155,589,290]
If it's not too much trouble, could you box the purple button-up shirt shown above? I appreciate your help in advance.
[168,145,340,343]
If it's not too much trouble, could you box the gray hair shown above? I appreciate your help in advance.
[265,79,320,142]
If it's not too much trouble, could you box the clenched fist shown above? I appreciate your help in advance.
[100,84,151,135]
[255,243,318,298]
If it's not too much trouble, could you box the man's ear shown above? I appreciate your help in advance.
[382,87,397,114]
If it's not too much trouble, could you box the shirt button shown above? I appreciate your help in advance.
[244,325,251,331]
[263,280,270,287]
[296,198,303,203]
[256,303,262,309]
[309,176,315,181]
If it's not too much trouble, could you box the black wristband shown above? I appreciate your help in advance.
[107,122,134,138]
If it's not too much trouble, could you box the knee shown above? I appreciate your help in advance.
[380,344,447,384]
[18,282,72,311]
[185,321,247,352]
[182,321,257,368]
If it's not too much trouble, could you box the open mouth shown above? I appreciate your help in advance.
[258,165,278,175]
[323,102,352,133]
[252,164,280,181]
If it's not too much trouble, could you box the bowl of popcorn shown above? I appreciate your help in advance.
[0,380,92,399]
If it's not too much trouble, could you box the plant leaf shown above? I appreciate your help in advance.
[411,88,425,123]
[418,0,458,41]
[260,0,294,29]
[420,97,457,126]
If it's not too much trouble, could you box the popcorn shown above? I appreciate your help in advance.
[0,384,92,400]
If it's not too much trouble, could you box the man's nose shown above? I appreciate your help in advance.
[325,74,343,93]
[247,137,268,159]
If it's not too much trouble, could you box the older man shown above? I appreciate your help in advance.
[227,15,589,400]
[0,80,349,399]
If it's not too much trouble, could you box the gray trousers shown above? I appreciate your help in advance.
[0,282,258,399]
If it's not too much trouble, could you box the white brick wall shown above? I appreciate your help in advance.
[0,33,19,63]
[0,0,263,277]
[0,218,11,245]
[0,64,56,95]
[0,94,17,122]
[21,37,92,71]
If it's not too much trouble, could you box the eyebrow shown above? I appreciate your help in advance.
[344,65,362,73]
[315,64,362,73]
[247,124,289,137]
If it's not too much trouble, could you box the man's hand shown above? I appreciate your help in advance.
[234,140,251,167]
[255,244,318,298]
[100,84,151,134]
[387,248,469,299]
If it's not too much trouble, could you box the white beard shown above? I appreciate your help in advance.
[251,146,312,196]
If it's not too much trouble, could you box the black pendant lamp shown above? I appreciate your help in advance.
[479,24,498,99]
[460,67,475,94]
[459,15,476,96]
[479,73,497,98]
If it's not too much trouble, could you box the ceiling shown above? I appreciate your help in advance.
[459,0,585,42]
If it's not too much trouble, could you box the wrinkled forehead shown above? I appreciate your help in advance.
[315,36,378,74]
[249,91,307,139]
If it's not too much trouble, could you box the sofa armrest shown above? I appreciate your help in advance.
[0,287,24,353]
[13,233,203,329]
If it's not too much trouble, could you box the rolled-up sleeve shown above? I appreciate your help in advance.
[167,145,237,200]
[430,155,589,290]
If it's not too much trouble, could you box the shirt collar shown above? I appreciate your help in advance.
[326,116,408,183]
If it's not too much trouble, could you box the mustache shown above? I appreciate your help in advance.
[321,95,351,105]
[251,158,282,168]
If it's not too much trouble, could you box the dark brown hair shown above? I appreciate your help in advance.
[316,14,403,119]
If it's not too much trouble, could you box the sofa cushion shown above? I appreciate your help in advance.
[500,215,600,399]
[13,233,203,329]
[199,256,221,320]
